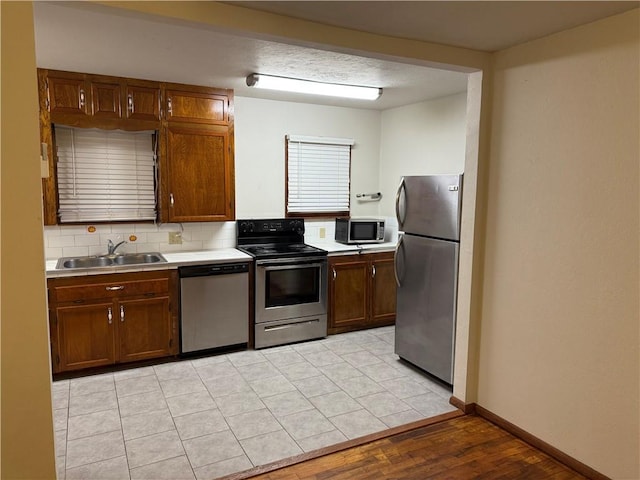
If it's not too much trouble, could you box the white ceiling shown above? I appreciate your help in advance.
[32,1,638,111]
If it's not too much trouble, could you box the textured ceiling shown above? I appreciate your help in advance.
[32,1,638,110]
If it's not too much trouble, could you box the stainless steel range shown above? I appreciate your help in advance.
[236,219,328,348]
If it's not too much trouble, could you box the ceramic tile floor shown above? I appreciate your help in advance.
[52,326,457,480]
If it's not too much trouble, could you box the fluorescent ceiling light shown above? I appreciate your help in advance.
[246,73,382,100]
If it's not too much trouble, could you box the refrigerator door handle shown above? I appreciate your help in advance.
[394,234,404,287]
[395,177,406,229]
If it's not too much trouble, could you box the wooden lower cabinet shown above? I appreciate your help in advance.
[56,302,116,371]
[328,251,397,334]
[117,296,173,363]
[48,270,178,374]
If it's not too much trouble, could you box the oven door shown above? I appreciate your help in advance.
[255,257,327,324]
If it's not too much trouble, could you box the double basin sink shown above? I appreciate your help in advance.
[56,252,167,270]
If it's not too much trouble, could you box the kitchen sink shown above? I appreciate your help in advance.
[112,253,167,265]
[56,252,167,269]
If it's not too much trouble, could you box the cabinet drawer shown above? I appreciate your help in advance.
[52,277,169,303]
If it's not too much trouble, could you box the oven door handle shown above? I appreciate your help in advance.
[260,262,325,271]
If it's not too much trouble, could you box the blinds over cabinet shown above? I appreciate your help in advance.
[55,127,157,223]
[286,135,353,215]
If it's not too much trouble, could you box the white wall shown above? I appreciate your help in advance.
[234,96,382,218]
[378,93,468,216]
[479,10,639,478]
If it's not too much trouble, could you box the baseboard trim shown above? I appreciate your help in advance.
[474,404,610,480]
[219,409,464,480]
[449,395,476,414]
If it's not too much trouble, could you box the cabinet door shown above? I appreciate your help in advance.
[328,258,368,333]
[55,302,116,372]
[165,126,234,222]
[117,296,172,363]
[126,83,160,121]
[370,254,397,326]
[165,89,229,125]
[48,72,89,116]
[91,81,122,118]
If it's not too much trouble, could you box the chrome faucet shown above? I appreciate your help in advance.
[107,239,127,255]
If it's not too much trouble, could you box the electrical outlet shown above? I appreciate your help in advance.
[319,227,326,239]
[168,231,182,245]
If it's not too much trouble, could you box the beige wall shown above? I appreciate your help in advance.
[479,9,639,479]
[378,92,468,217]
[0,2,57,479]
[234,96,382,218]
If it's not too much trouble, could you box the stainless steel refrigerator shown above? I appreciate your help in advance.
[394,174,462,385]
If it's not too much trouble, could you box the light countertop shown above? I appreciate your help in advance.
[307,240,397,255]
[45,248,252,278]
[45,242,398,278]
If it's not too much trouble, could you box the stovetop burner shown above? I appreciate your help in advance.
[236,219,327,260]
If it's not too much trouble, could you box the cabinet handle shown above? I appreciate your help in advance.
[332,267,337,281]
[127,94,134,113]
[107,307,113,324]
[169,193,174,207]
[167,97,172,116]
[105,285,124,291]
[372,265,376,278]
[79,89,86,108]
[120,305,125,322]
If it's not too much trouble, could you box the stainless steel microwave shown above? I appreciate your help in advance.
[335,218,385,244]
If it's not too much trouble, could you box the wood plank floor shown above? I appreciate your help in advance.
[244,415,587,480]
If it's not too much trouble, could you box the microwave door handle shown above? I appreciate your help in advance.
[395,177,406,229]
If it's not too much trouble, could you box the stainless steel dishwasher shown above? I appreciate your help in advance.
[179,262,249,353]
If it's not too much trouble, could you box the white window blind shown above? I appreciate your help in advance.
[55,127,157,223]
[286,135,353,215]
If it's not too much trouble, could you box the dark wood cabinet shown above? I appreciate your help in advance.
[38,69,234,225]
[56,302,116,371]
[328,251,396,334]
[117,296,173,363]
[47,71,89,117]
[125,82,161,122]
[163,125,233,222]
[369,253,397,325]
[48,270,178,374]
[91,81,122,119]
[161,85,235,223]
[165,89,230,125]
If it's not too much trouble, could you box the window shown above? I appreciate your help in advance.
[286,135,353,217]
[55,127,157,223]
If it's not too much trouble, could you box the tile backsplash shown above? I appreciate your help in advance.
[43,222,237,260]
[43,217,398,260]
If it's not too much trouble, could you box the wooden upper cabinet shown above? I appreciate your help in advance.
[42,69,162,128]
[38,69,235,225]
[91,81,122,119]
[165,89,229,125]
[125,82,161,121]
[47,71,89,117]
[164,125,233,222]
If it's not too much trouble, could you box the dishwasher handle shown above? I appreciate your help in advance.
[179,262,249,278]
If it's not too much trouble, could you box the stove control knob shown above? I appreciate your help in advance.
[292,220,304,235]
[238,221,253,233]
